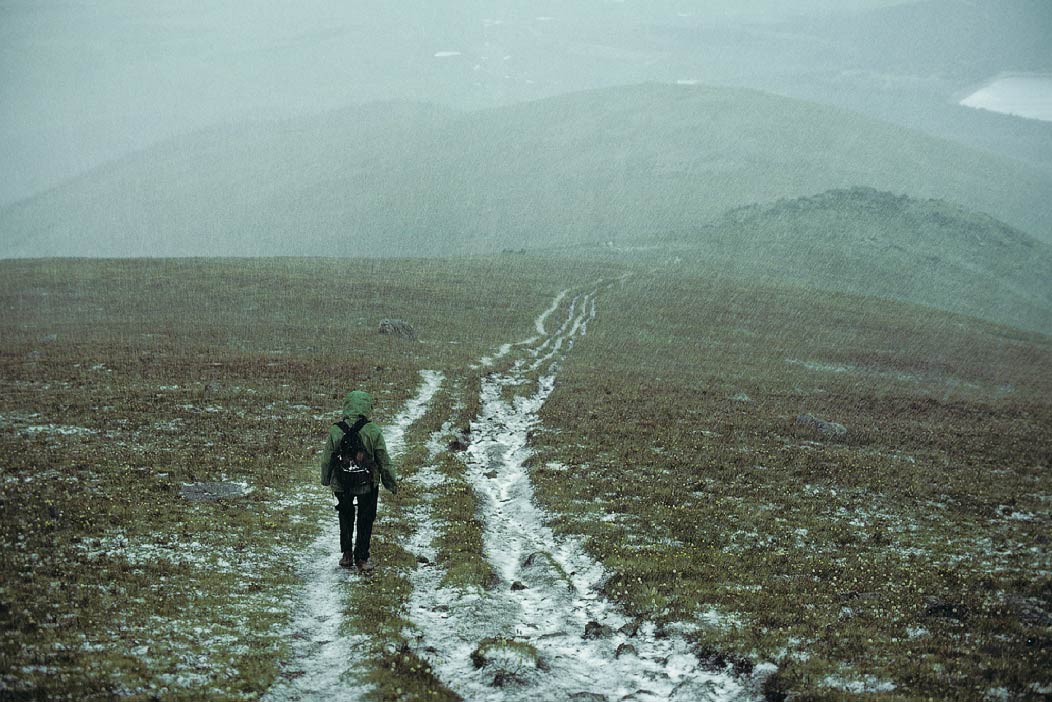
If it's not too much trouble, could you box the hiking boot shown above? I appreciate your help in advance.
[356,559,375,574]
[339,552,354,568]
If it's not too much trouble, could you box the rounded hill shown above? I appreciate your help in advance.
[671,187,1052,334]
[2,84,1050,258]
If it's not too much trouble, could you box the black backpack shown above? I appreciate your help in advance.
[333,416,372,493]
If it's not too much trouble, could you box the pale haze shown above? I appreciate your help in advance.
[3,3,1052,701]
[5,0,1042,205]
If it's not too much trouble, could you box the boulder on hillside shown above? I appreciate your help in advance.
[377,319,416,339]
[795,413,847,438]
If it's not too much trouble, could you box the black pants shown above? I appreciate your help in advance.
[335,488,379,563]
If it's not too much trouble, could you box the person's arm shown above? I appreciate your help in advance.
[320,427,337,486]
[372,430,398,493]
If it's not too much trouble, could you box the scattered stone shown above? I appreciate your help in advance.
[837,590,880,602]
[1006,595,1052,627]
[492,671,524,688]
[615,643,638,658]
[416,555,431,565]
[179,481,252,502]
[731,392,752,403]
[378,318,416,339]
[617,620,641,637]
[510,581,527,591]
[922,597,969,621]
[760,668,790,702]
[795,413,847,438]
[583,620,612,639]
[485,470,499,479]
[448,437,469,452]
[568,693,607,701]
[695,645,755,677]
[471,637,543,686]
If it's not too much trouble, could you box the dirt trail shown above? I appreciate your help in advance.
[404,289,754,702]
[264,371,443,702]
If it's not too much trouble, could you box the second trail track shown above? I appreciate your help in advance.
[401,283,756,702]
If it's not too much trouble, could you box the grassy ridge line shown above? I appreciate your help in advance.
[530,270,1052,701]
[7,84,1052,259]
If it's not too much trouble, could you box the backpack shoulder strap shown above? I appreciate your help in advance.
[335,420,353,434]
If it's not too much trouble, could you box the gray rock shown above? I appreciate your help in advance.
[378,318,417,339]
[795,413,847,437]
[617,621,640,637]
[1006,595,1052,627]
[180,481,252,502]
[583,620,613,639]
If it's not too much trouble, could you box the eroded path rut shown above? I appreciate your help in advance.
[404,288,752,702]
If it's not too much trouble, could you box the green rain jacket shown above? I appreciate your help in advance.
[320,390,398,495]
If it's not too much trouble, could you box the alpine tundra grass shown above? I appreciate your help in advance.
[0,257,598,701]
[1,257,1049,700]
[530,268,1052,701]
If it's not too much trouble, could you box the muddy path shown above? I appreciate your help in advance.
[403,288,755,702]
[264,371,444,702]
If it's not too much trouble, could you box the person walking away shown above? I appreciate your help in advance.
[320,390,398,572]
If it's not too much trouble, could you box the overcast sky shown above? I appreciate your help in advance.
[0,0,910,205]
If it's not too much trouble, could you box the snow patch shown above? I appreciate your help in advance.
[20,424,96,436]
[822,673,896,694]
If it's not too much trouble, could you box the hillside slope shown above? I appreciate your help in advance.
[662,188,1052,334]
[3,84,1051,258]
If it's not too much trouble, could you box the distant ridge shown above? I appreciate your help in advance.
[672,187,1052,334]
[2,83,1051,258]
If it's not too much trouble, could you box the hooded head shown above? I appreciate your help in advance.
[343,390,373,419]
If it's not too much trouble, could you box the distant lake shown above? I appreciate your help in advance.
[960,75,1052,122]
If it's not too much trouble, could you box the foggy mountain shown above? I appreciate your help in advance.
[3,83,1051,260]
[652,0,1052,177]
[0,0,913,206]
[664,188,1052,334]
[3,0,1047,206]
[810,0,1052,80]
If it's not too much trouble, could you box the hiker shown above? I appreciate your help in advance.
[320,390,398,572]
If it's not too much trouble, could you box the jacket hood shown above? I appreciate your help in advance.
[343,390,373,419]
